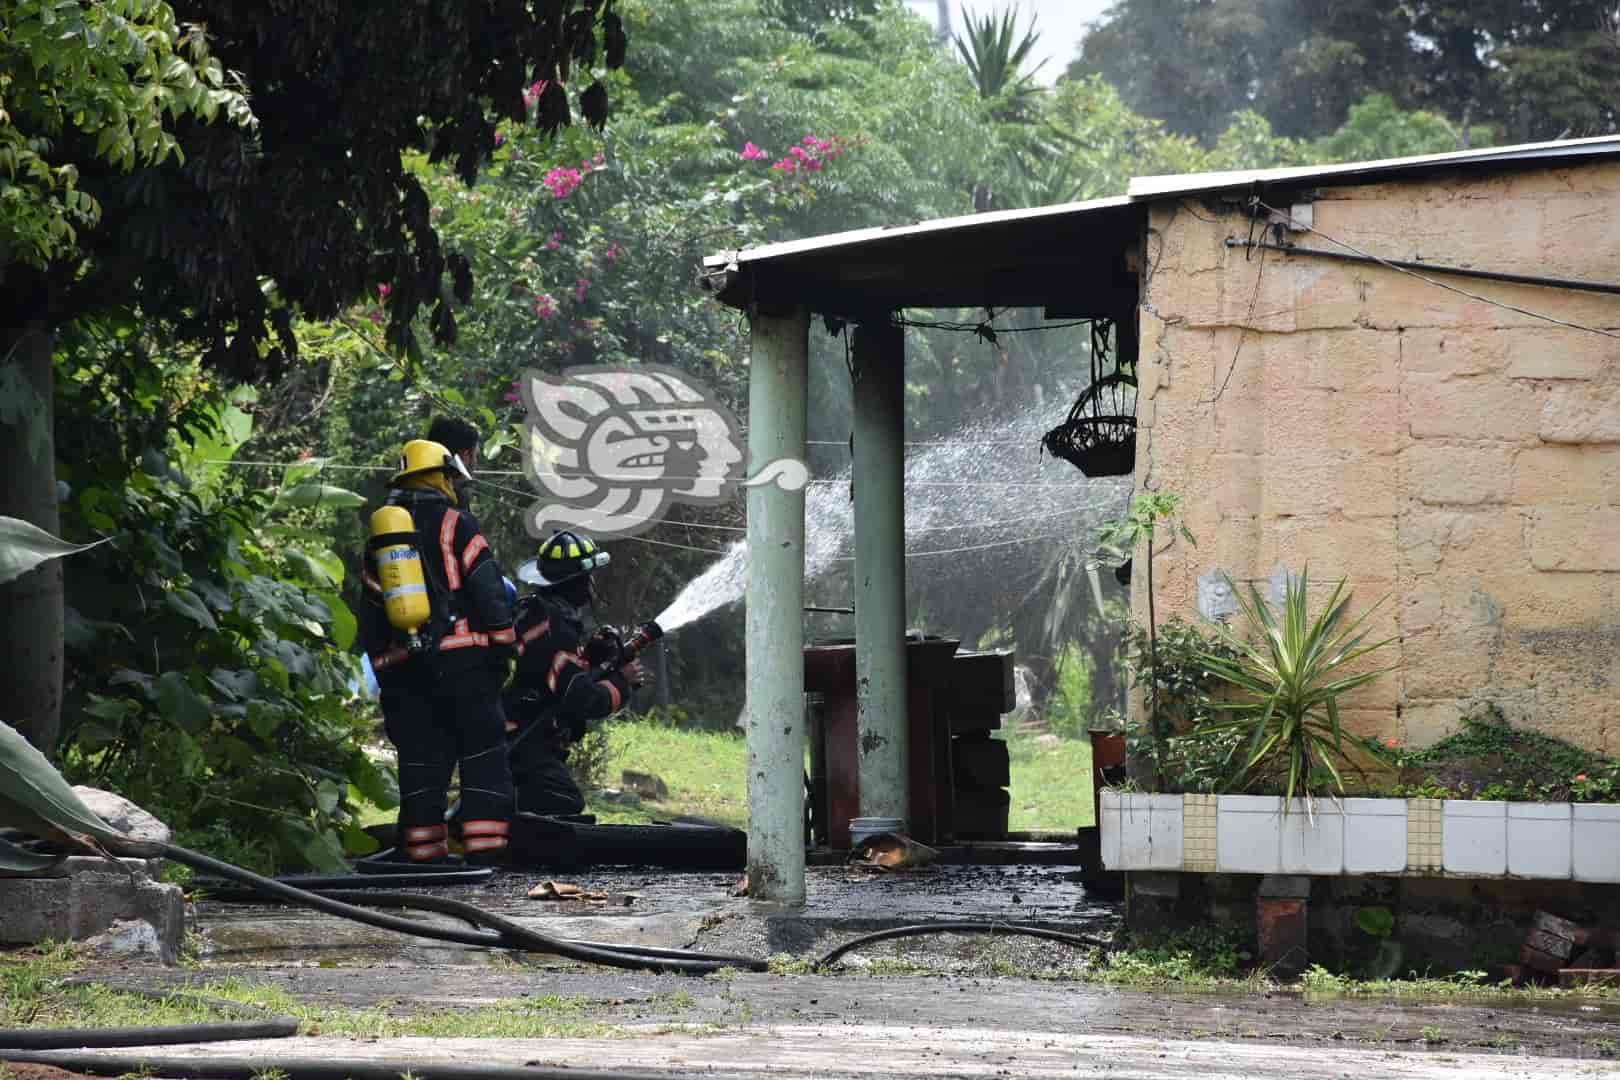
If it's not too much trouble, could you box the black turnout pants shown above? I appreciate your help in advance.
[381,663,513,829]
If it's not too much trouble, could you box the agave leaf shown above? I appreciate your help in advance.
[0,833,64,876]
[0,721,155,856]
[0,516,109,586]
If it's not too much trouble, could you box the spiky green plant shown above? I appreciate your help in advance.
[1192,570,1396,803]
[954,4,1046,115]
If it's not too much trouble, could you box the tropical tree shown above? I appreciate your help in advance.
[1,0,628,752]
[954,4,1046,117]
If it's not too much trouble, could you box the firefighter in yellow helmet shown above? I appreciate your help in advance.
[359,439,517,864]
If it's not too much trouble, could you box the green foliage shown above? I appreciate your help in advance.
[0,516,107,587]
[1191,571,1395,801]
[1043,642,1093,739]
[0,0,254,268]
[954,4,1045,114]
[51,327,389,872]
[1112,618,1240,794]
[1389,705,1619,804]
[1070,0,1616,145]
[1103,926,1254,985]
[1309,94,1493,164]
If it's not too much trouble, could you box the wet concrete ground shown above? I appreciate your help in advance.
[45,866,1620,1077]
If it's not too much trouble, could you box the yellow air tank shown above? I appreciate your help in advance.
[370,505,431,649]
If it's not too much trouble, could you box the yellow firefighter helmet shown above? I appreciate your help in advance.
[391,439,470,504]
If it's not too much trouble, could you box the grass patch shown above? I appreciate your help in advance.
[587,717,1096,834]
[1006,732,1094,831]
[1,946,633,1039]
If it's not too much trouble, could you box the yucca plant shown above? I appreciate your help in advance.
[1192,569,1396,804]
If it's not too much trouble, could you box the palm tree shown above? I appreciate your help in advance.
[954,4,1046,117]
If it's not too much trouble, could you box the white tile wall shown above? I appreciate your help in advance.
[1217,795,1283,874]
[1101,792,1184,870]
[1507,802,1571,879]
[1443,800,1507,875]
[1574,804,1620,883]
[1343,798,1408,874]
[1280,800,1343,874]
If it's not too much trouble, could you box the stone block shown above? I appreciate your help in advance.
[1343,798,1408,874]
[1443,800,1507,875]
[1541,383,1620,444]
[1406,374,1542,443]
[0,868,184,963]
[1400,328,1506,377]
[1403,700,1464,747]
[1510,446,1613,505]
[1401,628,1498,699]
[1269,329,1400,393]
[1507,802,1571,879]
[1505,328,1613,381]
[1217,795,1283,874]
[1573,804,1620,883]
[1530,508,1620,571]
[1406,445,1513,505]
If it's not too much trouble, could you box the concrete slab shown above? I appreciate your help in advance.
[33,1025,1620,1079]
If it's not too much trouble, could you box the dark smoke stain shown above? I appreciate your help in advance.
[861,732,887,755]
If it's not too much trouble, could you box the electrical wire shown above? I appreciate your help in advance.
[1252,198,1620,341]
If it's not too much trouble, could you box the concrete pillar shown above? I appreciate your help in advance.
[851,320,908,826]
[745,305,810,905]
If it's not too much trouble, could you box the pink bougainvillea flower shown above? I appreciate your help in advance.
[594,152,606,166]
[378,283,392,301]
[543,167,584,199]
[1577,773,1590,782]
[789,145,808,162]
[533,293,558,319]
[547,230,563,251]
[369,310,383,326]
[494,131,505,147]
[740,141,769,161]
[575,277,590,303]
[604,241,621,262]
[504,391,521,404]
[523,80,547,108]
[1383,737,1399,749]
[805,158,823,172]
[772,158,797,174]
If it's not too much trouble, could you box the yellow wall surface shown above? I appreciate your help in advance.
[1135,162,1620,754]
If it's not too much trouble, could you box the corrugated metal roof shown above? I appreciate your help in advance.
[1127,133,1620,200]
[700,194,1134,271]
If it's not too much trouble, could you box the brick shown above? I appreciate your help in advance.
[1266,329,1401,393]
[1406,374,1542,442]
[1407,445,1513,505]
[1541,383,1620,444]
[1256,896,1310,977]
[1530,508,1620,571]
[1510,446,1613,504]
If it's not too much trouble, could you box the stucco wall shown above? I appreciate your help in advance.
[1135,161,1620,754]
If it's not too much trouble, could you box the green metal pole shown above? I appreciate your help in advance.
[852,320,908,826]
[745,305,810,905]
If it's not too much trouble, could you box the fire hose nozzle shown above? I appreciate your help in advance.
[602,620,664,674]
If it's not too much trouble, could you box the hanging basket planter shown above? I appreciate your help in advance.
[1042,319,1138,478]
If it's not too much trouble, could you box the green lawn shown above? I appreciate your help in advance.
[589,718,1095,834]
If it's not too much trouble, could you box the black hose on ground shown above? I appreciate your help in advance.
[159,843,762,975]
[813,921,1110,971]
[0,980,299,1050]
[0,1051,674,1080]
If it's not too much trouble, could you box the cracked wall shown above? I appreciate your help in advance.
[1134,162,1620,754]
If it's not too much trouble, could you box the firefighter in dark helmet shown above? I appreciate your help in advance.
[359,439,518,864]
[507,530,645,815]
